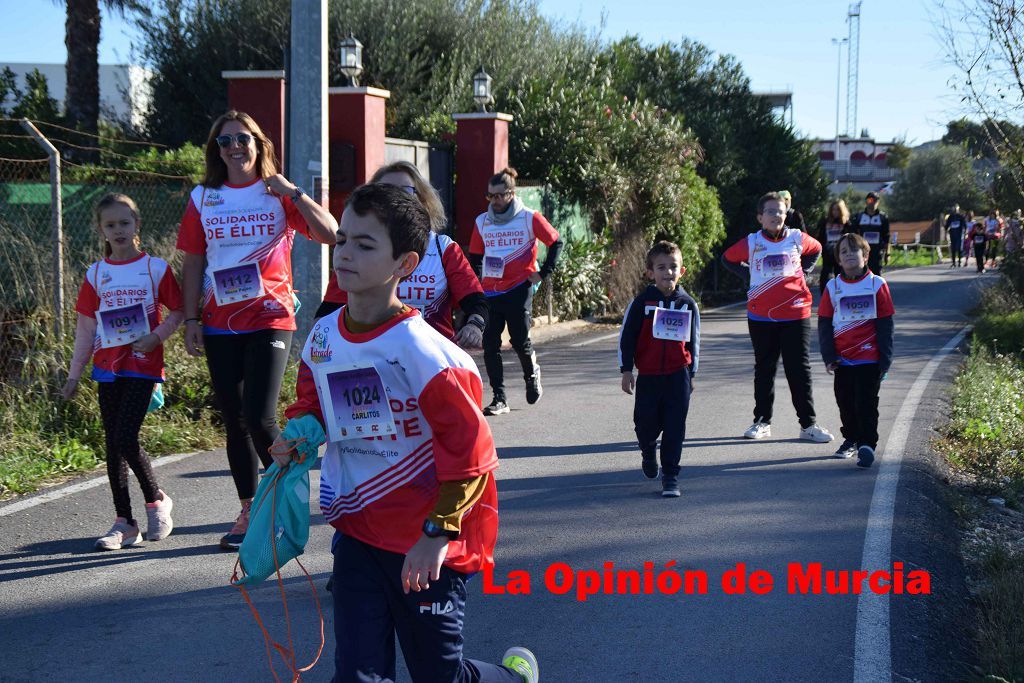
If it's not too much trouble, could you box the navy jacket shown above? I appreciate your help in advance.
[619,285,700,376]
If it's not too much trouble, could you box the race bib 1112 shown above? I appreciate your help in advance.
[211,262,264,306]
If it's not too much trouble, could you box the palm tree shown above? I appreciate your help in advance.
[62,0,146,139]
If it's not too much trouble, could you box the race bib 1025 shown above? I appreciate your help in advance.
[652,307,691,342]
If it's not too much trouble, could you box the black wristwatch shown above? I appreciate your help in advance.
[292,186,305,203]
[422,519,458,540]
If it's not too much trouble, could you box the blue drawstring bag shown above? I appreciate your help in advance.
[231,451,317,587]
[147,384,164,413]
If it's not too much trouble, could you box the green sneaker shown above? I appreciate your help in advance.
[502,646,538,683]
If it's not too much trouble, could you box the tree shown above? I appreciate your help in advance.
[61,0,147,160]
[887,145,986,220]
[886,140,912,169]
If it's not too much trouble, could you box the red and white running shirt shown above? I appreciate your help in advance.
[321,234,483,339]
[819,271,895,365]
[286,307,499,574]
[176,179,311,334]
[469,209,559,295]
[75,253,183,382]
[723,228,822,321]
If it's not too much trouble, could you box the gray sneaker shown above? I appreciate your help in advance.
[484,398,511,416]
[145,491,174,541]
[95,518,144,551]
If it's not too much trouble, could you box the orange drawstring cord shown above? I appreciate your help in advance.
[232,454,325,682]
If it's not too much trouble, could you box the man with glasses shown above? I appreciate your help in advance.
[469,167,563,416]
[722,192,834,444]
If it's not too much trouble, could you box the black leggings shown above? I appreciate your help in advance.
[204,329,292,500]
[98,378,161,523]
[974,243,987,272]
[482,281,537,400]
[948,233,963,262]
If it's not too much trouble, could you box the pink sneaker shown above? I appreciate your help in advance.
[145,491,174,541]
[219,500,252,551]
[95,518,144,551]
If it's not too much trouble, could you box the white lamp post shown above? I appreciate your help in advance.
[340,33,364,87]
[831,37,848,180]
[473,67,494,112]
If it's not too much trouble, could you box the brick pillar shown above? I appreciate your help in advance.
[327,86,390,219]
[221,70,286,169]
[452,112,513,247]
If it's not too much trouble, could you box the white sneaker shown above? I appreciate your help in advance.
[800,424,835,443]
[743,420,771,439]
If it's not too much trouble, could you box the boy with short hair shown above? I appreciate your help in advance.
[818,233,895,468]
[619,241,700,497]
[275,183,537,683]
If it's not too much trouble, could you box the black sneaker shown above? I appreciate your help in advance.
[484,398,510,416]
[525,368,543,405]
[833,439,857,459]
[641,451,659,479]
[661,478,681,498]
[857,445,875,468]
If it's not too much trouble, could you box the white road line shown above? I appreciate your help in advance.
[853,325,971,683]
[570,299,748,347]
[0,451,200,518]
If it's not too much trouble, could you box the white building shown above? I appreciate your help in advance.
[0,62,152,129]
[812,136,901,193]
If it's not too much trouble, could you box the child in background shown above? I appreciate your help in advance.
[275,184,537,683]
[968,218,989,273]
[62,193,183,549]
[619,241,700,498]
[818,233,895,468]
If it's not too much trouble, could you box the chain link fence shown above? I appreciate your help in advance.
[0,119,194,385]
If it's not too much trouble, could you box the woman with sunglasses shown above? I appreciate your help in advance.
[315,161,488,347]
[176,110,337,551]
[468,167,563,416]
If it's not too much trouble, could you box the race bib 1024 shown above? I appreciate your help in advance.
[97,302,151,349]
[316,363,396,443]
[211,262,264,306]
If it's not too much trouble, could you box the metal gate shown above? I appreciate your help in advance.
[384,137,454,231]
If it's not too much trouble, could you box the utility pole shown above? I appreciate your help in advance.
[846,1,862,138]
[287,0,329,343]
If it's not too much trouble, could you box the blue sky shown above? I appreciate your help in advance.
[1,0,958,145]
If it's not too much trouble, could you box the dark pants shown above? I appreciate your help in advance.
[747,318,816,428]
[634,370,691,478]
[98,377,161,522]
[332,535,521,683]
[819,250,838,294]
[868,249,884,276]
[987,239,1000,264]
[834,364,881,449]
[204,329,292,500]
[974,243,987,272]
[482,282,537,400]
[948,232,963,263]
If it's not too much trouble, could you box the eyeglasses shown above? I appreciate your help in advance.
[215,133,254,148]
[486,191,512,201]
[398,185,417,195]
[761,210,786,217]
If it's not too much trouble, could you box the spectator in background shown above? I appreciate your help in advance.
[778,190,806,232]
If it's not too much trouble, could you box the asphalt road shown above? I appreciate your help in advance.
[0,263,992,682]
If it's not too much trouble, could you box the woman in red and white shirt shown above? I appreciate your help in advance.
[315,161,488,346]
[176,110,337,550]
[63,193,183,550]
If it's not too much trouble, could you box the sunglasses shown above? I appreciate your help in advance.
[398,185,417,195]
[215,133,254,148]
[486,191,512,200]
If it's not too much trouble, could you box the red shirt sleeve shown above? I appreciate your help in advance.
[284,359,325,424]
[723,238,750,264]
[801,233,823,256]
[532,213,560,246]
[283,196,312,239]
[876,282,895,318]
[818,287,834,318]
[157,268,184,312]
[419,367,499,481]
[468,220,485,256]
[176,199,206,255]
[441,242,484,301]
[74,275,99,318]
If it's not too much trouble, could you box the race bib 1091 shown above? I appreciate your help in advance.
[97,302,151,349]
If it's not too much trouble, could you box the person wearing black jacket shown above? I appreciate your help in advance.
[817,199,852,294]
[853,191,890,274]
[945,204,967,267]
[619,241,700,498]
[779,190,806,231]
